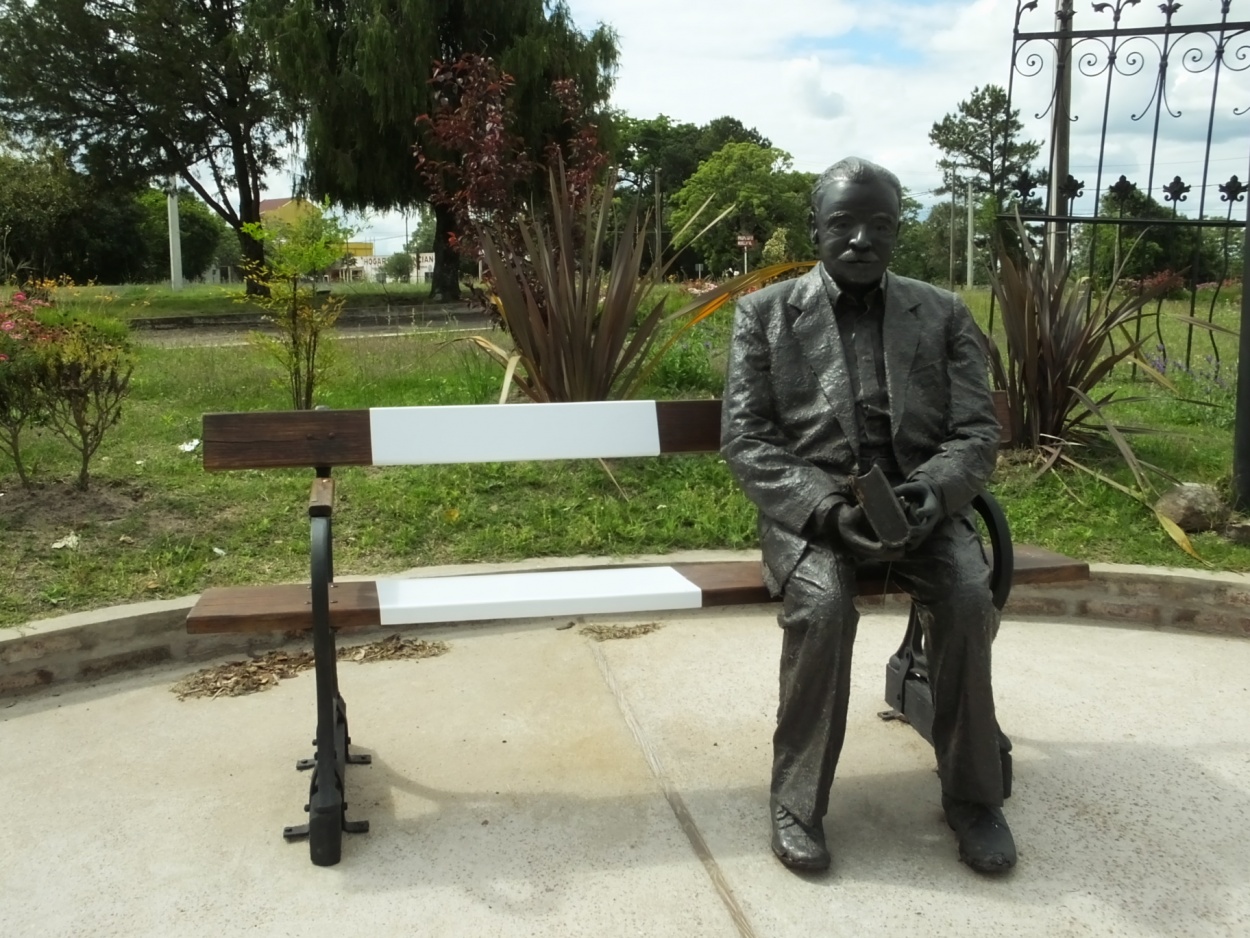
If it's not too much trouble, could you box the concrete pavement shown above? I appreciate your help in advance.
[3,605,1249,937]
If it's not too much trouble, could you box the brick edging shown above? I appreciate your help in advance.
[3,560,1247,697]
[1009,563,1250,635]
[866,562,1250,638]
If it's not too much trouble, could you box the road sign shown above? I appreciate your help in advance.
[736,234,755,246]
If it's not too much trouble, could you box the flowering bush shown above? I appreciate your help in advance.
[0,292,133,488]
[1121,268,1187,299]
[1144,344,1235,429]
[0,292,53,485]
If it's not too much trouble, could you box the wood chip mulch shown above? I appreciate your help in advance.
[170,635,451,700]
[578,622,663,642]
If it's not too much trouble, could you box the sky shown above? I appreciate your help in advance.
[274,0,1250,253]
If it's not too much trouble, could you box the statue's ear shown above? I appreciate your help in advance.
[808,208,818,247]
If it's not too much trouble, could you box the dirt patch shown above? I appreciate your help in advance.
[578,622,663,642]
[170,635,451,700]
[0,478,148,530]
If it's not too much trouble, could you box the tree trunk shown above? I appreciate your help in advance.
[238,226,268,297]
[430,203,462,302]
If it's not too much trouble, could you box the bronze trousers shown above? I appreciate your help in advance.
[770,511,1004,828]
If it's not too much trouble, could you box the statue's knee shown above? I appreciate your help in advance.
[780,578,854,632]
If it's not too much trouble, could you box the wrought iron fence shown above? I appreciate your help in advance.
[1003,0,1248,374]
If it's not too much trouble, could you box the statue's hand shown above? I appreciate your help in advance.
[895,479,943,548]
[833,503,898,560]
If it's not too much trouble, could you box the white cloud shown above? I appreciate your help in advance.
[785,58,847,121]
[326,0,1249,242]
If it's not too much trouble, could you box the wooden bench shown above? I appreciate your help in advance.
[189,395,1088,866]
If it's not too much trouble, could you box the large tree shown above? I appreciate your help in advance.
[929,84,1042,208]
[669,142,812,276]
[1,137,231,284]
[613,113,771,202]
[1075,186,1225,288]
[135,189,225,282]
[261,0,618,299]
[885,190,944,283]
[0,0,294,293]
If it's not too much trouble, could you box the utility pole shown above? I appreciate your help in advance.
[166,175,183,291]
[1046,0,1075,270]
[948,183,957,287]
[654,168,662,280]
[966,179,975,287]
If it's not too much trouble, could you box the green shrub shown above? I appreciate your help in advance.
[34,311,135,490]
[0,292,51,485]
[0,294,134,489]
[241,206,353,409]
[644,333,722,398]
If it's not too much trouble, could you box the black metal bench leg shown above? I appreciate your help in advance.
[881,491,1014,797]
[282,513,370,866]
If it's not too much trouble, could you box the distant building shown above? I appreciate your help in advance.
[258,197,373,280]
[257,197,317,227]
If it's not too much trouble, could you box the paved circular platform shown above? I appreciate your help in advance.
[3,601,1248,937]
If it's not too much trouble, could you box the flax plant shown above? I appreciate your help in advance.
[986,225,1171,465]
[985,217,1237,557]
[473,161,811,403]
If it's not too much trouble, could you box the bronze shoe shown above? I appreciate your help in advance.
[770,801,830,871]
[943,795,1017,874]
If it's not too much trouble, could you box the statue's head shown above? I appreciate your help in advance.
[810,157,902,289]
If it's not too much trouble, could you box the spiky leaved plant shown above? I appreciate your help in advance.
[473,158,811,403]
[985,216,1225,557]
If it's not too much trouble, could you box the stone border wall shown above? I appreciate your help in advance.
[3,562,1247,698]
[0,597,301,697]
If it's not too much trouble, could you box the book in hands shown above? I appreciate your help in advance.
[849,465,911,550]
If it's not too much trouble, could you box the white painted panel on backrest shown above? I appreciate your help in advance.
[368,401,661,465]
[375,566,702,626]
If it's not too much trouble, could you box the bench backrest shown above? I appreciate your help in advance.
[203,393,1010,471]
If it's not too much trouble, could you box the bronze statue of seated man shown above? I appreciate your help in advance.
[720,156,1015,875]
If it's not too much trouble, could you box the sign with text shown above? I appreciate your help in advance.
[736,234,756,247]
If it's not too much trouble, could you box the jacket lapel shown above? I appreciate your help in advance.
[788,266,858,456]
[881,272,922,434]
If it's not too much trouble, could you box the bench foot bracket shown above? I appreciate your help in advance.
[281,512,372,867]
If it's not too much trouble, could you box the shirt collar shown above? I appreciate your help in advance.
[818,263,886,313]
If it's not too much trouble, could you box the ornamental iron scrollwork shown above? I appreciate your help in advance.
[1163,175,1192,202]
[1012,170,1041,201]
[1006,0,1249,368]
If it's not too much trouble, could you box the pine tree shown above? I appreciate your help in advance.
[929,85,1042,208]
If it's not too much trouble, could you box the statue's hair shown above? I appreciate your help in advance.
[810,157,903,212]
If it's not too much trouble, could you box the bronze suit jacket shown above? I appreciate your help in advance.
[720,265,1000,594]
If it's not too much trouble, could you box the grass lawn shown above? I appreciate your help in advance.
[2,279,443,320]
[1,285,1246,628]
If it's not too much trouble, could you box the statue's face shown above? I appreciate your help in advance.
[810,176,900,288]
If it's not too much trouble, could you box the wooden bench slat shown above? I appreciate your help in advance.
[200,395,1010,470]
[993,390,1012,447]
[655,399,723,453]
[187,551,1089,635]
[1011,543,1090,583]
[203,410,372,470]
[187,581,381,634]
